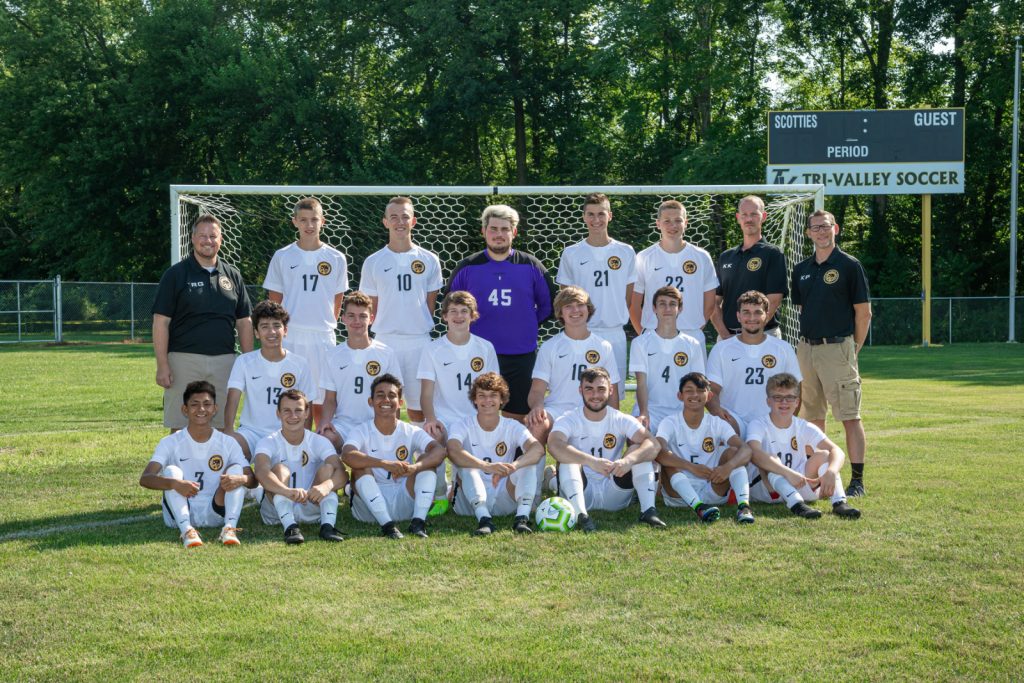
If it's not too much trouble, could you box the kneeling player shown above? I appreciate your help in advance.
[548,367,663,532]
[342,374,447,538]
[140,381,254,548]
[656,372,754,524]
[253,390,347,544]
[447,373,545,535]
[746,373,861,519]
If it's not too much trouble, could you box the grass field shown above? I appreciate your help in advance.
[1,342,1022,681]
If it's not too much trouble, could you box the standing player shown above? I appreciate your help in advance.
[139,381,253,548]
[629,285,706,434]
[555,193,637,396]
[548,368,664,532]
[447,373,545,535]
[447,204,554,420]
[263,197,349,424]
[318,291,402,450]
[712,195,788,339]
[252,390,347,544]
[342,374,447,539]
[223,300,315,459]
[358,196,443,425]
[746,373,861,519]
[656,372,755,524]
[630,200,718,352]
[705,290,801,436]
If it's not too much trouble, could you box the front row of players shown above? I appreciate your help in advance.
[142,365,859,548]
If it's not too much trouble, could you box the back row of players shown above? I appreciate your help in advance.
[143,195,865,547]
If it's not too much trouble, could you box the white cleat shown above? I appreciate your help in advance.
[218,527,242,546]
[181,527,203,549]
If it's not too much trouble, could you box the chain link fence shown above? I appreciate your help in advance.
[2,278,1022,345]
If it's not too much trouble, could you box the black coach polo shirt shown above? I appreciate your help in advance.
[790,246,870,339]
[716,238,788,331]
[152,255,252,355]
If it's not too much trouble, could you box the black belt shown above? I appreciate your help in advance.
[801,336,849,346]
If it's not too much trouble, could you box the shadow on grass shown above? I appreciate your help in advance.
[859,343,1024,386]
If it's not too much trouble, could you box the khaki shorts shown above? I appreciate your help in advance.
[163,352,237,428]
[796,337,862,422]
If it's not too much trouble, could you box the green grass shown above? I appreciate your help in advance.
[1,342,1022,681]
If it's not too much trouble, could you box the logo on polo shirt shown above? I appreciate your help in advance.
[318,261,332,276]
[607,256,622,270]
[302,451,309,467]
[208,455,224,472]
[411,260,426,275]
[603,434,617,449]
[471,357,485,372]
[396,445,409,461]
[790,436,798,451]
[747,257,763,272]
[682,260,697,275]
[495,441,508,457]
[366,361,381,376]
[824,269,840,284]
[702,437,715,453]
[218,276,233,291]
[674,352,689,367]
[761,355,777,369]
[585,350,601,364]
[280,373,296,388]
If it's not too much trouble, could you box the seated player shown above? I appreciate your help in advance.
[252,390,347,544]
[223,300,315,459]
[656,372,755,524]
[629,285,707,434]
[547,367,664,532]
[706,290,800,437]
[746,373,861,519]
[446,373,545,535]
[341,374,447,539]
[318,291,402,450]
[140,381,254,548]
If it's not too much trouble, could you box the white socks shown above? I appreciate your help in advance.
[558,464,588,516]
[729,466,751,506]
[413,470,437,520]
[460,468,490,521]
[319,491,339,526]
[511,466,537,517]
[355,476,391,525]
[668,472,702,509]
[632,461,657,511]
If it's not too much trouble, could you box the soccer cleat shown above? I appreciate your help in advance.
[511,515,533,534]
[789,502,822,519]
[473,516,495,536]
[428,499,450,517]
[181,527,203,549]
[218,526,242,546]
[381,521,404,539]
[319,524,345,542]
[577,513,598,533]
[845,479,865,497]
[832,501,862,519]
[284,523,305,544]
[408,517,429,538]
[542,464,558,493]
[695,503,721,523]
[639,507,667,528]
[735,505,755,524]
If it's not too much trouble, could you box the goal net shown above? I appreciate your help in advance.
[171,185,823,345]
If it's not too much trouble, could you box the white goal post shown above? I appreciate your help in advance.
[170,184,824,345]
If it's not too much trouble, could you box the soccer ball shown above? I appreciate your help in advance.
[535,496,577,532]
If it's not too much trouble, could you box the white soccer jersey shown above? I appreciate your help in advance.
[262,242,349,331]
[552,407,645,480]
[358,245,443,335]
[449,415,532,465]
[634,242,718,331]
[556,239,637,328]
[628,330,706,413]
[320,340,402,432]
[747,415,826,473]
[227,350,316,434]
[416,334,499,426]
[150,429,247,505]
[344,421,437,487]
[705,335,801,423]
[533,332,621,417]
[656,412,737,480]
[254,429,336,491]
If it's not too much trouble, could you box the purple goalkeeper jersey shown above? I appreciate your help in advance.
[447,249,554,354]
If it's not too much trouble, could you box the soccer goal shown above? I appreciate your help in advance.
[170,184,824,343]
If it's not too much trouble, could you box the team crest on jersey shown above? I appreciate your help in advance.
[301,451,310,467]
[218,276,233,291]
[761,355,777,369]
[790,436,798,450]
[471,357,485,372]
[607,256,622,270]
[411,260,426,275]
[317,261,332,276]
[682,260,697,275]
[674,352,689,367]
[603,434,617,449]
[208,455,224,472]
[702,437,715,453]
[824,269,840,284]
[280,373,296,388]
[396,445,409,461]
[585,350,601,364]
[495,441,508,457]
[366,361,381,376]
[747,257,763,272]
